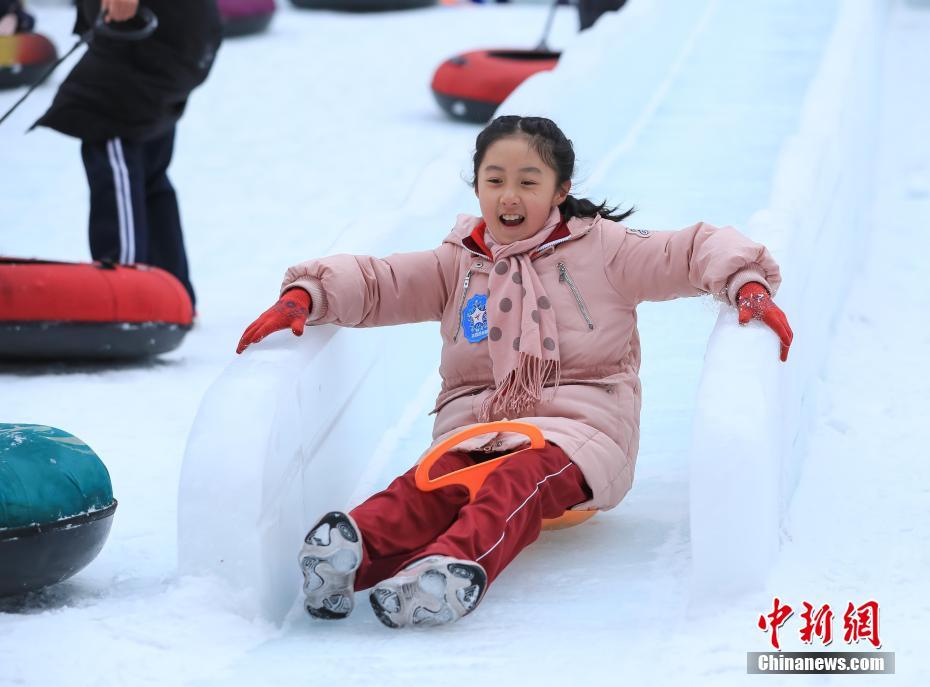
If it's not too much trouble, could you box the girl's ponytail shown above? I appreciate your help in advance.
[558,195,635,223]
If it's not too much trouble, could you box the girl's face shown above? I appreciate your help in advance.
[475,135,570,244]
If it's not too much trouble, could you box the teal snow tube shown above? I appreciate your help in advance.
[0,424,117,597]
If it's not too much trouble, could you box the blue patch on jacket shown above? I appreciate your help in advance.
[462,294,488,343]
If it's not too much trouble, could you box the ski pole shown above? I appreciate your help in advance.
[535,0,561,52]
[0,7,158,128]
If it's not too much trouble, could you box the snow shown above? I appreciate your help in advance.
[2,1,928,685]
[690,0,887,597]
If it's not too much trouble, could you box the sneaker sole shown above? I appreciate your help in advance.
[299,511,361,620]
[369,560,487,629]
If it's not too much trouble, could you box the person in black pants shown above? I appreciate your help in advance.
[34,0,222,308]
[577,0,626,31]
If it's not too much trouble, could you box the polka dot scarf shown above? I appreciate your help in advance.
[480,207,562,421]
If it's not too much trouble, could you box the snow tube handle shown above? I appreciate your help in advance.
[414,420,597,530]
[415,421,545,500]
[92,6,158,42]
[414,421,596,531]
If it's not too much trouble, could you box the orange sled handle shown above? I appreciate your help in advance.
[415,421,595,531]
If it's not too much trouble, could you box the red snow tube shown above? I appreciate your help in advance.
[431,49,560,124]
[0,33,58,90]
[0,258,193,360]
[219,0,276,38]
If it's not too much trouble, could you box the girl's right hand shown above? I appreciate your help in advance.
[236,288,312,354]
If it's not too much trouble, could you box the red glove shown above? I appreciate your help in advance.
[737,282,793,362]
[236,288,311,354]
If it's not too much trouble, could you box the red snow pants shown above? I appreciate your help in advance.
[349,441,591,590]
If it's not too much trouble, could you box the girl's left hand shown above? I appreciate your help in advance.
[737,282,793,362]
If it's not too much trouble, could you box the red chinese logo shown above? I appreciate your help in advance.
[757,599,881,650]
[843,600,881,648]
[757,597,794,650]
[800,602,834,645]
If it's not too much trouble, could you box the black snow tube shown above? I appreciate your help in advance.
[0,503,117,597]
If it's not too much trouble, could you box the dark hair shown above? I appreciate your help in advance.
[471,115,635,223]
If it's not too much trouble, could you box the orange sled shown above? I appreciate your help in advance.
[415,421,596,531]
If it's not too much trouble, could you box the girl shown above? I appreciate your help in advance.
[236,116,793,629]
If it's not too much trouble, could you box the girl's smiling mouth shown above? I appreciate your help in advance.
[500,214,525,227]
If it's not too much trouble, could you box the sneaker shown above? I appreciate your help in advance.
[368,555,487,629]
[298,511,362,619]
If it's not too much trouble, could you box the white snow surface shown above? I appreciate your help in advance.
[2,1,928,685]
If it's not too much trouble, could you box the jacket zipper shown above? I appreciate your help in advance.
[452,268,473,342]
[533,234,575,256]
[558,262,595,330]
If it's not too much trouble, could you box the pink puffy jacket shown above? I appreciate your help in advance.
[283,214,780,511]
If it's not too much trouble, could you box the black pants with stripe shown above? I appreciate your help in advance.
[80,127,196,307]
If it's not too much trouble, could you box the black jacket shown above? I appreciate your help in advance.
[578,0,626,31]
[35,0,222,142]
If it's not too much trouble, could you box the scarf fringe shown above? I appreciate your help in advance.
[479,353,561,421]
